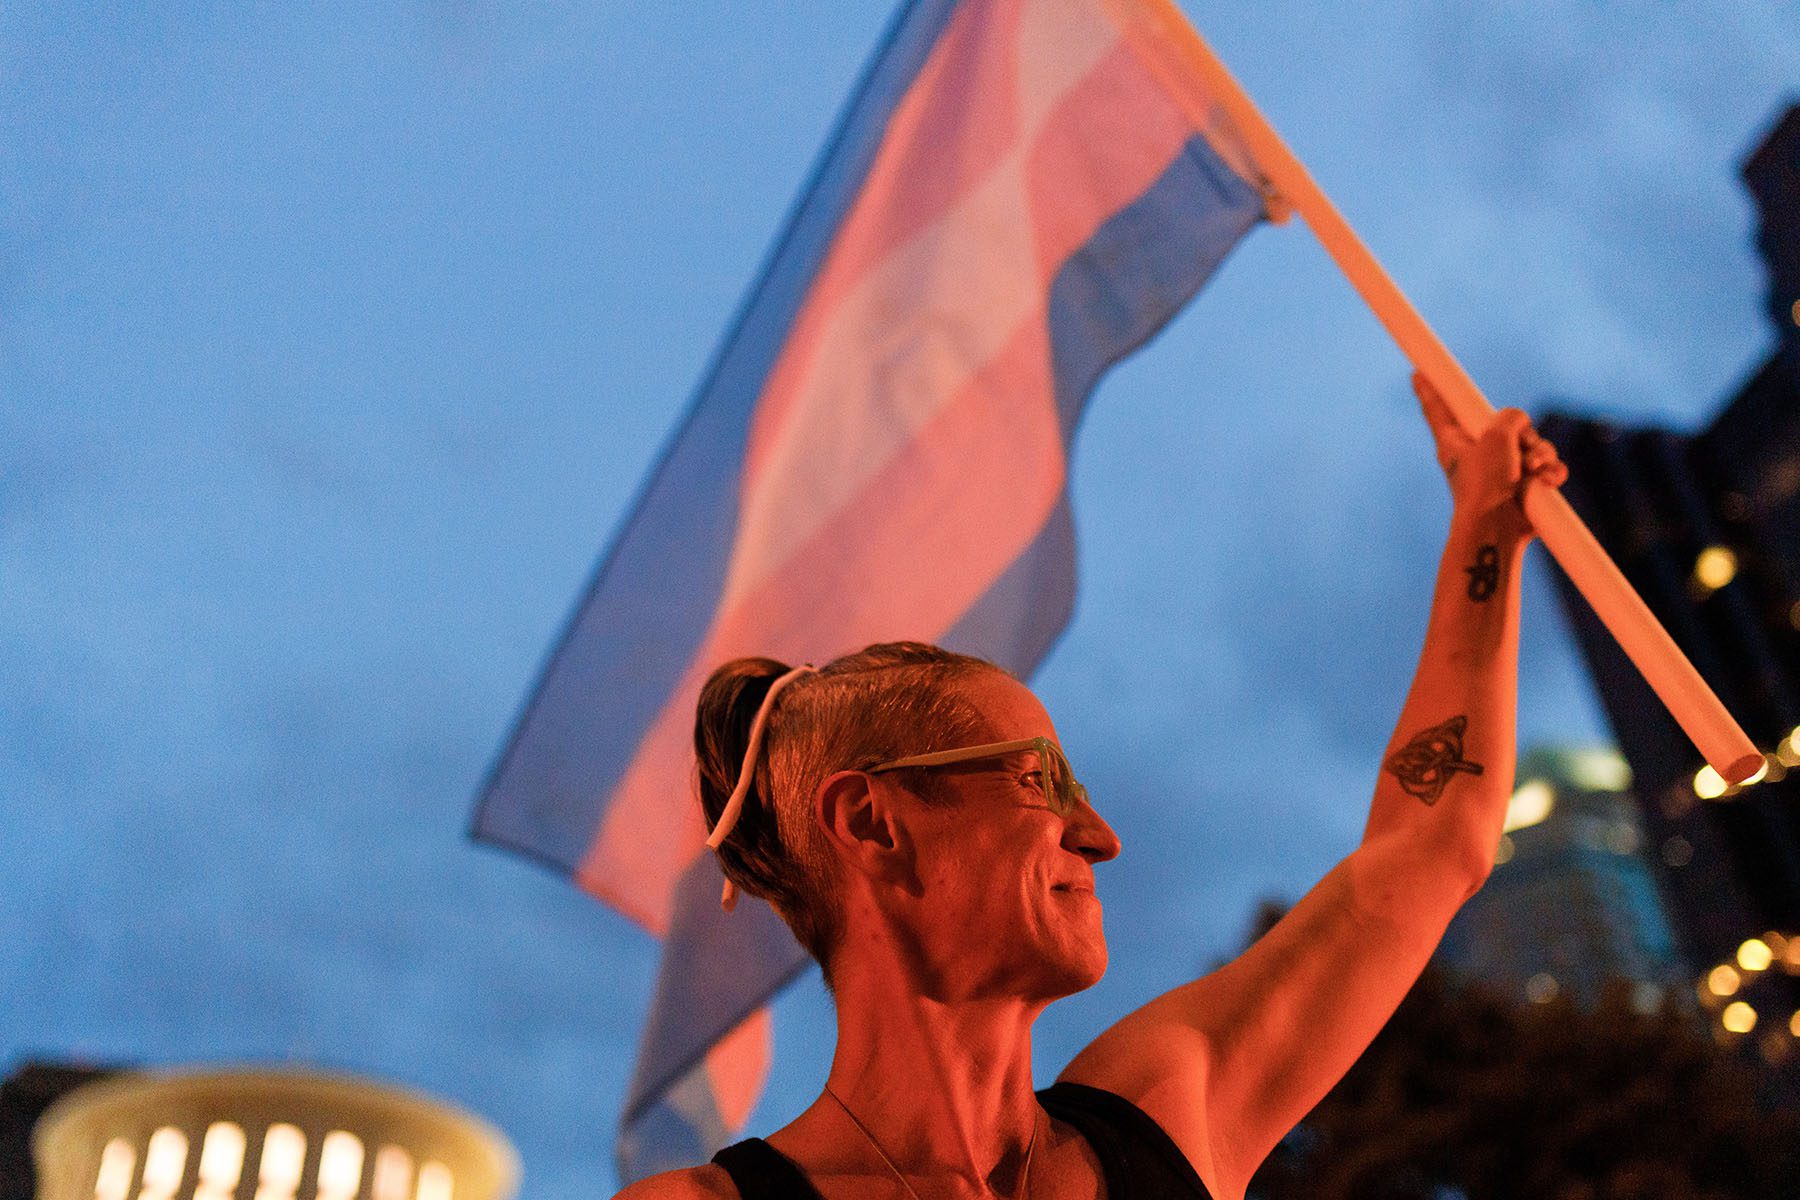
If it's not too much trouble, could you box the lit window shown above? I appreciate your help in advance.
[317,1132,365,1200]
[373,1146,414,1200]
[139,1128,188,1200]
[95,1138,136,1200]
[1722,1001,1758,1033]
[256,1125,305,1200]
[416,1161,454,1200]
[1567,748,1631,791]
[195,1123,246,1200]
[1503,780,1554,833]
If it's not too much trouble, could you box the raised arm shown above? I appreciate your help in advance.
[1059,376,1567,1200]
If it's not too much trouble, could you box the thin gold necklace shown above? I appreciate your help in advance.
[823,1086,1039,1200]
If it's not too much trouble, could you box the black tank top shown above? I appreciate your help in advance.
[709,1082,1215,1199]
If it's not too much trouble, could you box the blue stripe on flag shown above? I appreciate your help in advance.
[1045,134,1263,439]
[621,857,810,1128]
[471,0,961,870]
[943,131,1263,666]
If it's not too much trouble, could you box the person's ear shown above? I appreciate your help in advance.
[815,769,915,887]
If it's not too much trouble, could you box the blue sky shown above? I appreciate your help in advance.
[4,2,1796,1196]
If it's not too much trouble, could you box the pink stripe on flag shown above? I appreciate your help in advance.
[1023,40,1201,274]
[579,317,1066,929]
[739,0,1119,499]
[706,1008,771,1133]
[576,11,1212,932]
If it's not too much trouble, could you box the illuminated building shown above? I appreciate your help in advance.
[3,1063,517,1200]
[1535,104,1800,1042]
[1436,746,1687,1010]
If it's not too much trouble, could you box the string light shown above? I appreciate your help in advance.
[1738,938,1774,973]
[1722,1001,1758,1033]
[1697,936,1800,1039]
[1694,765,1728,800]
[1778,728,1800,768]
[1693,545,1738,593]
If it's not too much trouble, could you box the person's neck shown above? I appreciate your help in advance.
[818,951,1045,1192]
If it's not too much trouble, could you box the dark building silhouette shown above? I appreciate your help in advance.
[0,1062,118,1200]
[1538,103,1800,1046]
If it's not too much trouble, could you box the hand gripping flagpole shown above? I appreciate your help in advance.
[1114,0,1765,785]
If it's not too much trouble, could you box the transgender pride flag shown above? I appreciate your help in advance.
[473,0,1276,1180]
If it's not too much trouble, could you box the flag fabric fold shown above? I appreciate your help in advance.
[472,0,1274,1181]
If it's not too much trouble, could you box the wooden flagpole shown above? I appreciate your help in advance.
[1116,0,1765,784]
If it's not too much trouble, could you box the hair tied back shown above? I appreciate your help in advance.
[709,663,817,911]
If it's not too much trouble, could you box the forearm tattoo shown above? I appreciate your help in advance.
[1464,544,1500,601]
[1384,715,1483,805]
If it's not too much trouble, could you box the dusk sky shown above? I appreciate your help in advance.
[5,2,1797,1196]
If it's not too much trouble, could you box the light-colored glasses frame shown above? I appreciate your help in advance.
[866,736,1087,817]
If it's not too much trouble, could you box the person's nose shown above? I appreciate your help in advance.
[1062,797,1121,864]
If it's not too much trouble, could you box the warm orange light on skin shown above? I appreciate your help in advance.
[1708,964,1741,996]
[1722,1001,1758,1034]
[1128,0,1760,790]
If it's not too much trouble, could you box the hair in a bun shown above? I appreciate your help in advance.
[694,641,1000,970]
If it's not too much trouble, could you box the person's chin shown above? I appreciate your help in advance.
[1041,923,1108,995]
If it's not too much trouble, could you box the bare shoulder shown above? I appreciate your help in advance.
[611,1164,738,1200]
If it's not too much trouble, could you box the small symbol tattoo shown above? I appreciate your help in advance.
[1465,544,1500,602]
[1384,715,1484,805]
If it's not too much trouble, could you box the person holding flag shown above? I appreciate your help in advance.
[615,377,1566,1200]
[476,0,1754,1186]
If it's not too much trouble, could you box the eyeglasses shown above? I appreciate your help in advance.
[866,736,1088,818]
